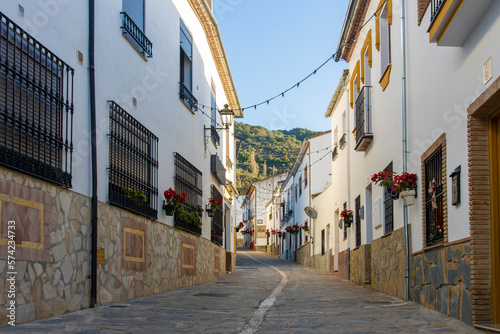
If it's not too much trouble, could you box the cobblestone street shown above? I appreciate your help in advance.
[0,249,480,333]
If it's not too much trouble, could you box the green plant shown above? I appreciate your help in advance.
[175,204,202,227]
[123,187,147,206]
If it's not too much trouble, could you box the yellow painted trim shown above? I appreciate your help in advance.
[123,227,145,262]
[0,193,44,249]
[349,61,360,108]
[437,0,464,45]
[182,243,195,269]
[187,0,242,114]
[360,30,372,84]
[428,0,464,43]
[375,0,391,51]
[379,64,392,91]
[489,110,500,323]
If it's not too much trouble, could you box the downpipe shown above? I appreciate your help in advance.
[89,0,98,308]
[401,0,410,301]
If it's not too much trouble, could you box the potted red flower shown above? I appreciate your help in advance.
[340,210,353,227]
[163,188,186,216]
[206,198,221,217]
[393,172,418,206]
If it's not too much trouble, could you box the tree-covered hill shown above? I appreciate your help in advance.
[235,122,320,193]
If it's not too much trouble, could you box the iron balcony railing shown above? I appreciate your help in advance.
[211,185,223,246]
[0,12,74,188]
[332,145,339,161]
[430,0,445,22]
[179,82,198,112]
[283,209,293,222]
[120,12,153,57]
[339,133,347,150]
[354,86,372,150]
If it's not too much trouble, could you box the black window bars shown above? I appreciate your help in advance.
[0,12,74,187]
[108,101,159,219]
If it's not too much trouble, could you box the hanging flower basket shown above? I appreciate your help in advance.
[206,208,216,217]
[340,210,353,227]
[163,202,175,216]
[401,189,417,206]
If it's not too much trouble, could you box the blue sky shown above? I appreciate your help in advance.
[214,1,350,132]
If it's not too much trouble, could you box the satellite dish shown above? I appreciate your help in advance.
[304,206,318,219]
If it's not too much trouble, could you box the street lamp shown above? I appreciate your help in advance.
[218,104,234,129]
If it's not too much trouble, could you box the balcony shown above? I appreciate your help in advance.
[339,133,347,150]
[120,12,153,57]
[354,86,373,152]
[179,82,198,112]
[332,145,339,161]
[283,209,293,222]
[428,0,493,46]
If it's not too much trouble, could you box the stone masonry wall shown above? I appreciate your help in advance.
[0,167,226,327]
[411,239,471,324]
[350,244,371,287]
[370,226,408,299]
[296,241,311,267]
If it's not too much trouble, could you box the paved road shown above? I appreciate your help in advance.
[1,249,480,333]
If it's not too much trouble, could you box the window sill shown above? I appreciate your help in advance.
[381,231,393,239]
[379,64,392,91]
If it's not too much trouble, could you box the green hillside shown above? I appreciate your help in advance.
[235,122,320,193]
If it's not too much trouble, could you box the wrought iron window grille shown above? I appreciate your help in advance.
[108,101,158,219]
[0,12,74,187]
[120,12,153,58]
[425,147,444,245]
[339,133,347,150]
[179,81,198,112]
[174,152,202,208]
[430,0,444,23]
[211,185,223,246]
[332,145,339,161]
[354,86,373,151]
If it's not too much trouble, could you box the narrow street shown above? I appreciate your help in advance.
[0,249,479,334]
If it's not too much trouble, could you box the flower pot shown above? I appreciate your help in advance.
[207,209,215,217]
[344,219,352,228]
[401,189,417,206]
[164,204,175,216]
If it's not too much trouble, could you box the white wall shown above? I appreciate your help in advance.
[0,0,238,243]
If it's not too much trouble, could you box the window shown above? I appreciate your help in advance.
[343,202,348,240]
[355,195,361,247]
[108,102,159,219]
[299,177,302,197]
[179,20,197,111]
[384,162,394,233]
[304,166,308,188]
[211,185,223,245]
[174,153,203,235]
[377,0,391,91]
[321,229,325,255]
[424,146,445,245]
[295,185,298,202]
[210,80,219,146]
[121,0,152,57]
[0,13,74,188]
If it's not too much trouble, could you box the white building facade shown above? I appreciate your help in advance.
[0,0,241,325]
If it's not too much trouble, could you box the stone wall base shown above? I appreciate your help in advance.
[350,244,371,287]
[296,242,311,267]
[411,239,471,324]
[370,226,408,299]
[0,167,226,327]
[336,250,349,280]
